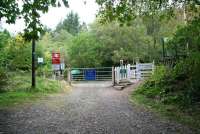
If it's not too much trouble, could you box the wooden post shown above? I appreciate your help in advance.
[112,66,115,86]
[152,60,155,74]
[32,38,36,88]
[68,68,71,86]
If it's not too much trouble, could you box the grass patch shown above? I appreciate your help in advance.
[0,91,42,107]
[0,72,69,107]
[131,88,200,131]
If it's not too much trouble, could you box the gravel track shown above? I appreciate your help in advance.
[0,81,197,134]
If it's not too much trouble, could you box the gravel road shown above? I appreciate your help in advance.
[0,81,197,134]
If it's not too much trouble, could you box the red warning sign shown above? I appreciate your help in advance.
[52,52,60,64]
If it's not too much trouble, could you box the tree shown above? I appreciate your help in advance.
[96,0,200,24]
[68,33,103,67]
[0,0,19,23]
[7,35,32,71]
[90,21,153,65]
[0,0,69,88]
[38,30,73,68]
[56,11,80,35]
[0,30,11,67]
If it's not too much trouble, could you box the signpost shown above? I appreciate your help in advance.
[52,52,61,71]
[52,52,61,64]
[52,52,66,78]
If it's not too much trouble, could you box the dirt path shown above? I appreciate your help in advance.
[0,81,196,134]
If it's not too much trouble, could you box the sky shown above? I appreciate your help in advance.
[1,0,99,34]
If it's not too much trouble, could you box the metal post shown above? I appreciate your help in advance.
[161,38,165,61]
[136,61,141,80]
[112,66,115,86]
[152,60,155,74]
[32,38,36,88]
[68,68,71,86]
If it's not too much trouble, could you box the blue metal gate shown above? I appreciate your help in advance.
[85,69,96,80]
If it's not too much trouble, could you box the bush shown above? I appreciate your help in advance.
[136,54,200,107]
[0,68,8,92]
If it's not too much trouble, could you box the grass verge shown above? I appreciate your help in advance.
[131,88,200,131]
[0,72,69,108]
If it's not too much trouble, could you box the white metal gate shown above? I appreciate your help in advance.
[114,61,154,84]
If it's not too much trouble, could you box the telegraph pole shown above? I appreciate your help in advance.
[32,8,37,88]
[32,38,36,88]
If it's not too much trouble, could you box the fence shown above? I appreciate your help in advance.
[69,67,112,81]
[114,62,154,84]
[66,62,154,85]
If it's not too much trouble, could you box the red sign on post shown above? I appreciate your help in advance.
[52,52,60,64]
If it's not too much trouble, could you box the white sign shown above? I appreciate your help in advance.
[52,64,60,71]
[38,57,44,63]
[60,63,65,70]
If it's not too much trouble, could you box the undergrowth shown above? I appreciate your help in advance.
[132,54,200,130]
[0,72,65,107]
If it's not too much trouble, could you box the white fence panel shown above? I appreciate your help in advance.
[114,61,155,83]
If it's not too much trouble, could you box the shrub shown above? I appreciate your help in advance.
[136,53,200,107]
[135,65,169,98]
[0,68,8,92]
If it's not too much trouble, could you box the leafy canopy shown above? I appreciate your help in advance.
[0,0,69,40]
[96,0,200,24]
[56,11,81,35]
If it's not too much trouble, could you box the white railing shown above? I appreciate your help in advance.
[114,61,154,84]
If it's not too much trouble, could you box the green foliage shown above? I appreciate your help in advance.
[68,33,103,67]
[8,43,32,71]
[0,68,8,92]
[97,0,200,24]
[38,30,73,69]
[136,53,200,107]
[21,0,69,40]
[0,72,63,107]
[135,65,168,98]
[5,35,43,71]
[90,21,155,65]
[4,72,61,93]
[0,30,10,49]
[151,65,168,82]
[132,90,200,129]
[0,30,11,67]
[168,17,200,58]
[0,92,38,107]
[0,0,20,23]
[56,11,81,35]
[1,0,69,40]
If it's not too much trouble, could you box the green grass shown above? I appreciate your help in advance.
[131,90,200,131]
[0,91,42,107]
[0,72,67,107]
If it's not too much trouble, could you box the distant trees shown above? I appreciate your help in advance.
[56,11,81,35]
[90,21,153,65]
[68,33,103,67]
